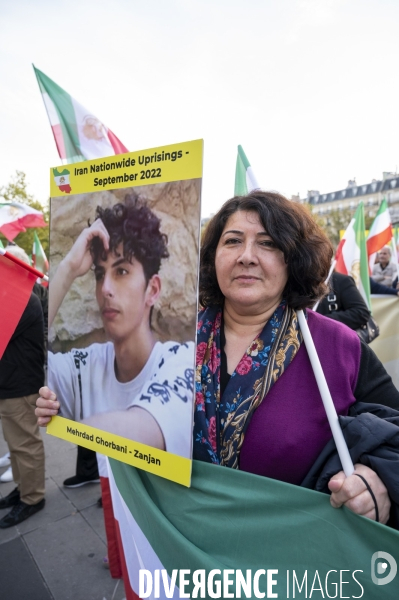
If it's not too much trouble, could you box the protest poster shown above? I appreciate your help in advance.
[46,139,203,486]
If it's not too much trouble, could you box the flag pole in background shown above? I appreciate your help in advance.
[234,145,260,196]
[312,259,336,312]
[366,198,393,273]
[33,65,128,163]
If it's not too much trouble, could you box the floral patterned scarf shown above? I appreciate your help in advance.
[194,302,302,468]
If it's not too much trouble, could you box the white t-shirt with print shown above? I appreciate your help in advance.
[48,341,194,458]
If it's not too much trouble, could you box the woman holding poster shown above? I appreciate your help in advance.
[37,190,399,526]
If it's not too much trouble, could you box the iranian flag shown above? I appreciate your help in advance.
[33,65,128,163]
[0,201,47,242]
[234,145,260,196]
[108,459,399,600]
[32,231,49,275]
[53,167,72,194]
[335,202,371,310]
[366,199,393,272]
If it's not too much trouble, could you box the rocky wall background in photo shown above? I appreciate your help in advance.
[49,179,201,353]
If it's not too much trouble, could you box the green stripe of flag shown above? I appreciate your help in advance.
[235,145,251,196]
[33,66,83,162]
[354,202,372,311]
[110,458,399,598]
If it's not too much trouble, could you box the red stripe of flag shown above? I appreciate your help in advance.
[334,238,348,275]
[0,255,38,358]
[107,128,129,155]
[51,124,67,160]
[366,225,392,256]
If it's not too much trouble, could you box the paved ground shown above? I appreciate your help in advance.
[0,429,126,600]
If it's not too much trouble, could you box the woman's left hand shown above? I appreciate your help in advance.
[328,463,391,524]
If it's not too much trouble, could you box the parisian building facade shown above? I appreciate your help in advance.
[297,172,399,223]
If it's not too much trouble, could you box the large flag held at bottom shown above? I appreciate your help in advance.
[33,65,128,163]
[335,202,371,310]
[234,145,260,196]
[109,459,399,600]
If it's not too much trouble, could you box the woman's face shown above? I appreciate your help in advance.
[215,210,288,315]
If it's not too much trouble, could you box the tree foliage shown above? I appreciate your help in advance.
[0,171,49,257]
[305,203,375,250]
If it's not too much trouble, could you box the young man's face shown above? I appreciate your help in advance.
[94,243,160,343]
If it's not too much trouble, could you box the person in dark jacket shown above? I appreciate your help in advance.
[0,292,46,527]
[370,276,399,296]
[317,271,370,330]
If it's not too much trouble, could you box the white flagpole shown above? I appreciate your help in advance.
[297,309,354,477]
[0,247,49,282]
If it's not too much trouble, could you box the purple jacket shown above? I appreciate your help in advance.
[240,310,361,485]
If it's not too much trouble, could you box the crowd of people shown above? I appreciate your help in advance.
[1,192,399,595]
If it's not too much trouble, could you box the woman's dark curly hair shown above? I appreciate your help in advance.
[200,191,333,310]
[90,195,169,282]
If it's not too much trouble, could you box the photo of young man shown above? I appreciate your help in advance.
[37,184,199,460]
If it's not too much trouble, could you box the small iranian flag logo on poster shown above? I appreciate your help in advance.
[53,168,72,194]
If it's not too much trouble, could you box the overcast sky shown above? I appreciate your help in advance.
[1,0,398,217]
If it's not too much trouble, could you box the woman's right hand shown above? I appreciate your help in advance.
[35,387,60,427]
[62,218,110,279]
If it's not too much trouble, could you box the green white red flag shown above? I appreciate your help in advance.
[234,145,259,196]
[366,199,393,272]
[33,66,128,163]
[32,231,49,275]
[335,202,371,310]
[108,459,399,600]
[52,167,72,194]
[0,201,47,242]
[34,64,128,575]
